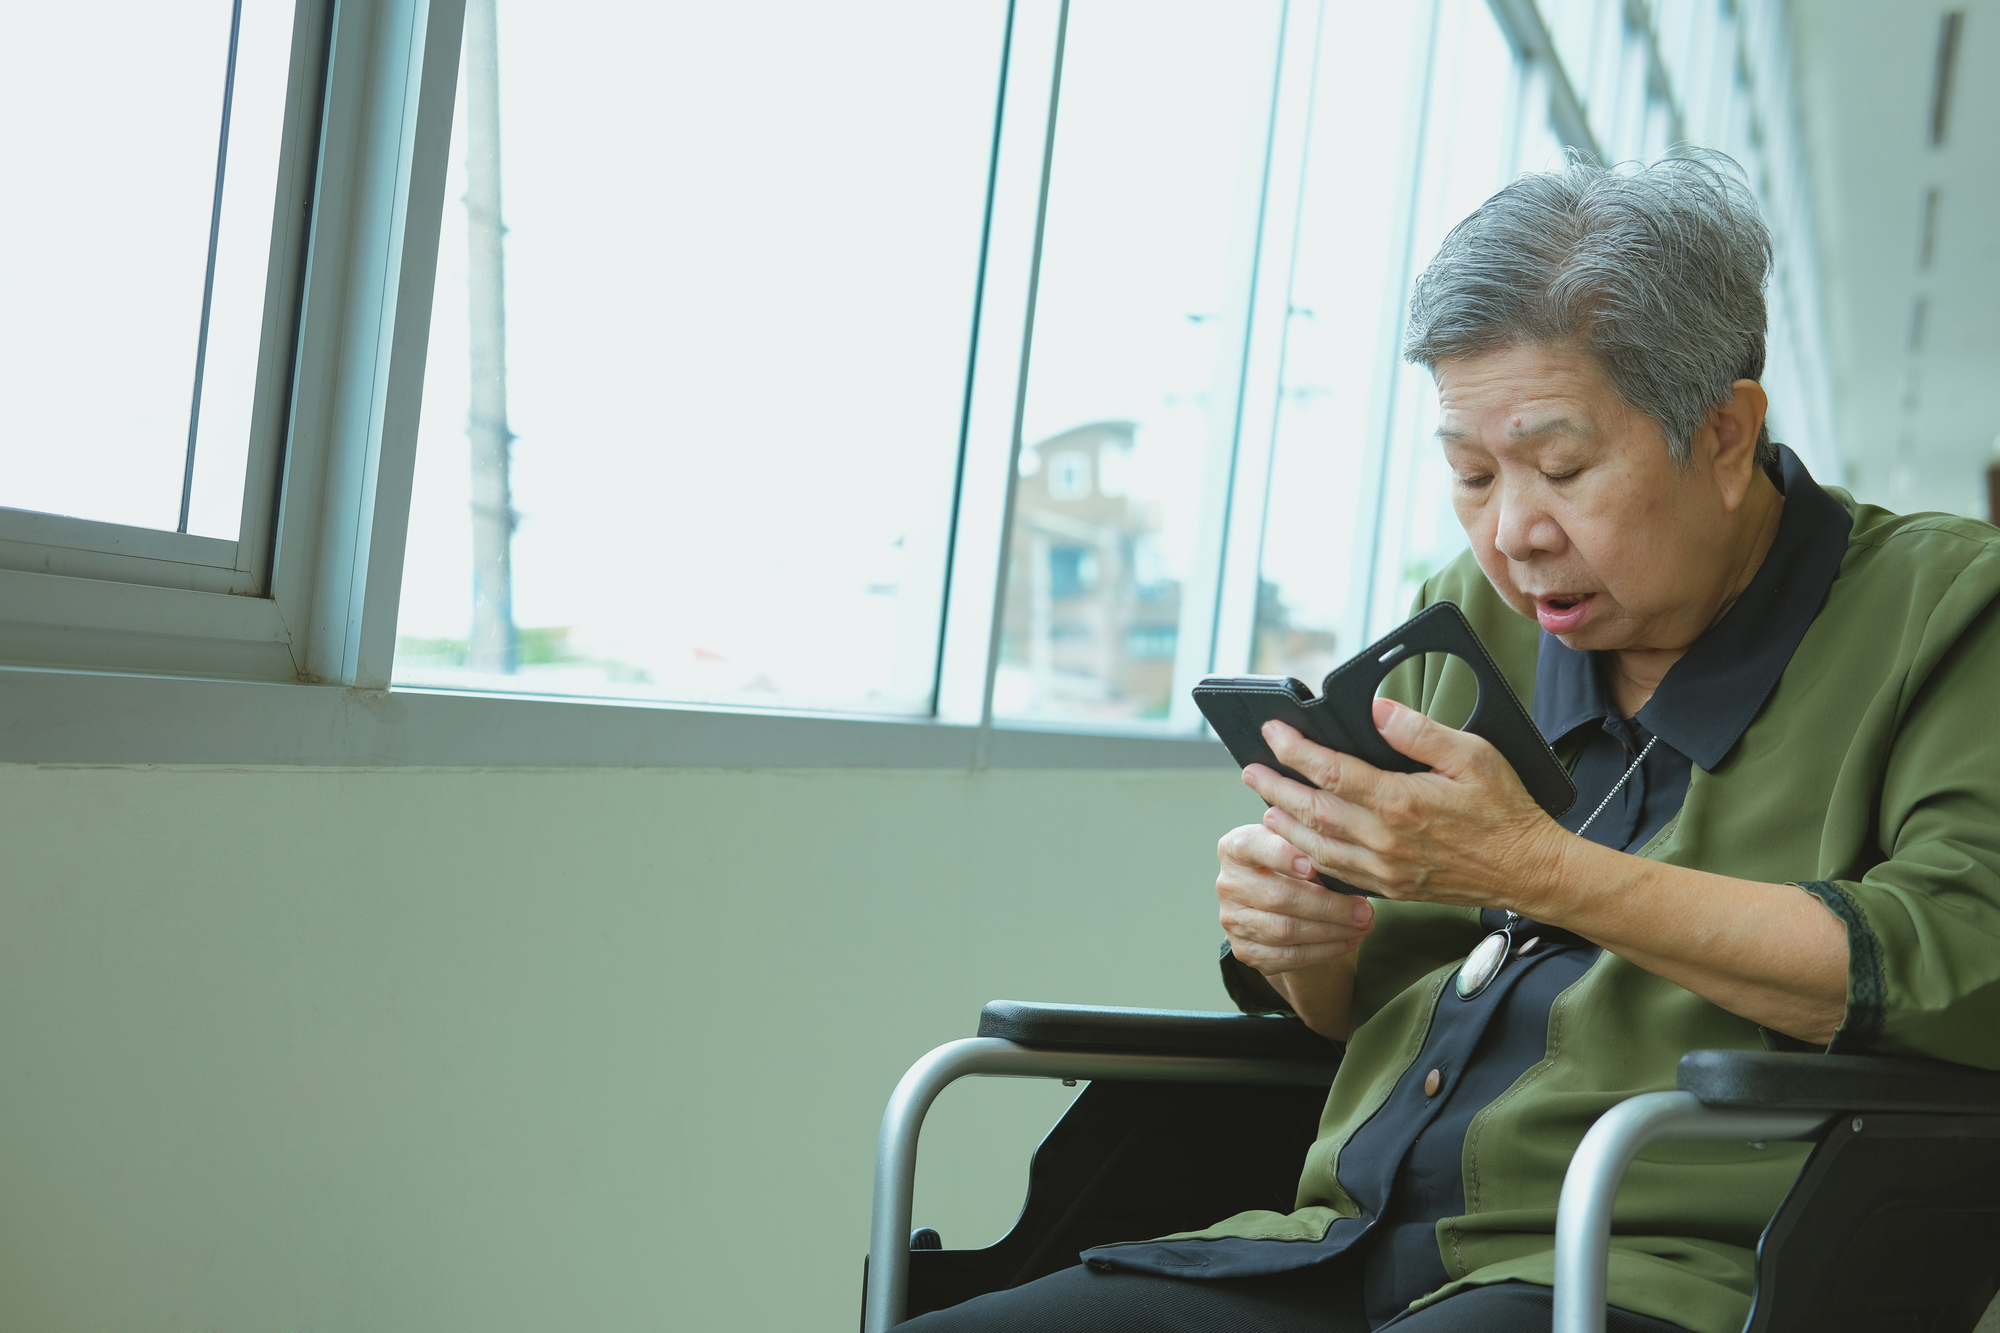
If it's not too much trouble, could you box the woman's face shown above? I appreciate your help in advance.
[1435,342,1756,656]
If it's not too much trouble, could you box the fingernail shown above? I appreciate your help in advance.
[1353,897,1374,924]
[1293,857,1313,878]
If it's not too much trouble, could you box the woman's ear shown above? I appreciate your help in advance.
[1707,379,1769,511]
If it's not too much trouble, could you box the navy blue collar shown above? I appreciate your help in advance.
[1531,445,1853,771]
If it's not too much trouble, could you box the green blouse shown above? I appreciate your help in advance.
[1114,484,2000,1332]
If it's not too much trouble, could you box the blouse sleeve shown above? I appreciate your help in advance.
[1804,594,2000,1067]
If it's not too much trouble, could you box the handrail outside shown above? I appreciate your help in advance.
[863,1036,1337,1332]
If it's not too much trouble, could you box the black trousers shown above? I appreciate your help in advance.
[895,1261,1691,1333]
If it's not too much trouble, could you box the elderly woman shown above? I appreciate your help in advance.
[903,154,2000,1332]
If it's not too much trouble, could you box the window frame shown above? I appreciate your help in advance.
[0,0,463,689]
[0,0,329,602]
[0,0,1838,771]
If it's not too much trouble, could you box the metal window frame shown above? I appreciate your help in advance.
[0,0,467,690]
[946,0,1413,742]
[1488,0,1605,163]
[0,0,1444,768]
[0,0,1238,772]
[941,0,1313,742]
[935,0,1068,732]
[0,0,327,600]
[0,0,1834,774]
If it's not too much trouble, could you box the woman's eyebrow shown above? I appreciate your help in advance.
[1434,418,1590,445]
[1507,417,1590,441]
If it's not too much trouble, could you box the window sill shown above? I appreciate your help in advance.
[0,666,1233,770]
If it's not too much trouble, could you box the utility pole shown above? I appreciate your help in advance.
[464,0,517,673]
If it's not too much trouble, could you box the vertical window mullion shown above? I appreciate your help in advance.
[974,0,1072,735]
[929,0,1066,728]
[270,0,468,685]
[1204,0,1328,686]
[1348,0,1444,649]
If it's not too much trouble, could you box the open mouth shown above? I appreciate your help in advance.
[1534,593,1596,634]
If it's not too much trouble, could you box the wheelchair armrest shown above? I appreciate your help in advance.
[977,999,1339,1063]
[1678,1048,2000,1113]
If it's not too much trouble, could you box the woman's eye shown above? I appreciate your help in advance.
[1454,473,1493,489]
[1543,469,1581,483]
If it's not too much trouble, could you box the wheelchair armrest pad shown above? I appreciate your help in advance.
[1679,1049,2000,1113]
[977,1000,1340,1064]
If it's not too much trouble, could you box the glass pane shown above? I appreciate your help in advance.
[991,0,1283,725]
[1640,91,1675,164]
[1544,0,1600,93]
[1520,84,1569,175]
[1249,3,1430,685]
[395,0,1007,712]
[1583,0,1627,135]
[0,0,297,538]
[1606,25,1652,162]
[1364,0,1518,641]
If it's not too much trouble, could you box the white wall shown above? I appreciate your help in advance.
[0,762,1261,1331]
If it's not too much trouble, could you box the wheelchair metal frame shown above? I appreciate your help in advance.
[864,1038,1827,1333]
[864,1038,1336,1333]
[868,1007,2000,1331]
[1550,1093,1826,1333]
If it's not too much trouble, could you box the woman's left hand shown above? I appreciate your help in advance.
[1244,698,1567,916]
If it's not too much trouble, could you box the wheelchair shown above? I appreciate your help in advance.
[863,1001,2000,1333]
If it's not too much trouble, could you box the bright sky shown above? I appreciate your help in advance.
[0,0,1842,721]
[396,0,1345,713]
[0,0,293,539]
[1013,0,1282,586]
[0,0,1502,715]
[399,0,1010,710]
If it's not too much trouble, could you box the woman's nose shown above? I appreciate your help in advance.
[1493,487,1561,561]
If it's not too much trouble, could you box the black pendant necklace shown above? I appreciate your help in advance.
[1454,734,1658,1001]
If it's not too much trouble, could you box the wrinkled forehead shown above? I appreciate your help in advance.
[1432,344,1633,451]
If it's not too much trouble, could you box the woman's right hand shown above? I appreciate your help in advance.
[1217,822,1376,1039]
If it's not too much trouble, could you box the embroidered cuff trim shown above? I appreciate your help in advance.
[1796,879,1885,1050]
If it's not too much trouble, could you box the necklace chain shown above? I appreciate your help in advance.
[1573,734,1658,839]
[1499,733,1658,932]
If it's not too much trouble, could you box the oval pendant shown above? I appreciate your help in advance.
[1455,931,1511,1000]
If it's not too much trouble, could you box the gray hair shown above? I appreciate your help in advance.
[1403,150,1776,467]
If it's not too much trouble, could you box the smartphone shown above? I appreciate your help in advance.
[1193,602,1575,896]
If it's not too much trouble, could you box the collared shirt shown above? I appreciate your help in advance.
[1121,446,2000,1329]
[1357,446,1854,1321]
[1530,443,1858,849]
[1176,448,1852,1314]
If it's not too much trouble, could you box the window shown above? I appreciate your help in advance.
[990,0,1285,726]
[1248,2,1434,683]
[0,0,318,651]
[0,0,299,542]
[1044,452,1093,503]
[0,0,462,694]
[395,1,1010,714]
[0,0,1843,767]
[1358,0,1520,643]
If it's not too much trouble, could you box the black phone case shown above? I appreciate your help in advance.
[1193,602,1576,898]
